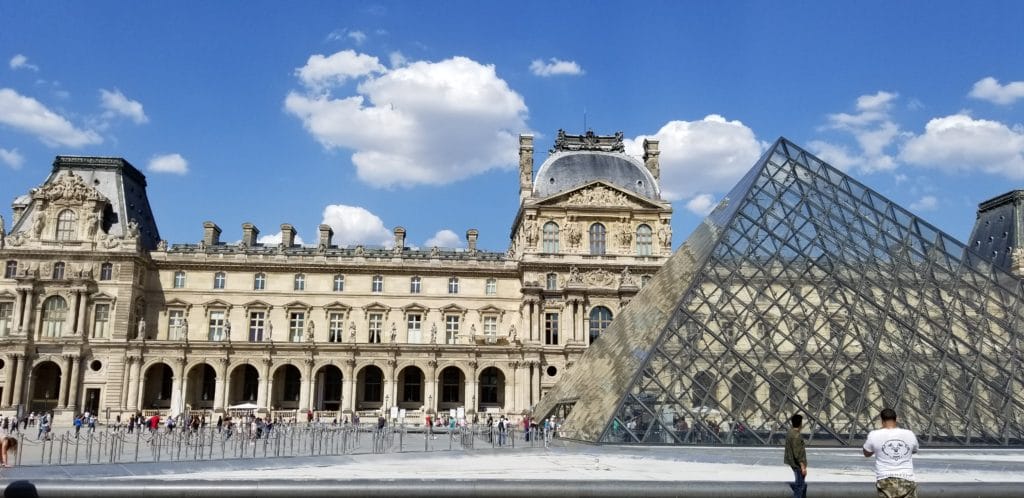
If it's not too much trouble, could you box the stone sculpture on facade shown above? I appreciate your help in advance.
[306,320,314,342]
[32,213,45,239]
[430,323,437,344]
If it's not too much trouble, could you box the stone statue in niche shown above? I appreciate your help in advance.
[307,320,315,342]
[32,213,45,239]
[137,318,147,340]
[430,323,437,344]
[566,222,581,247]
[508,325,517,342]
[267,322,274,341]
[85,211,99,239]
[390,323,397,343]
[180,318,189,342]
[524,219,538,246]
[348,321,356,341]
[125,219,140,239]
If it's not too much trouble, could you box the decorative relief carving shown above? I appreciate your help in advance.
[616,222,632,247]
[33,171,107,204]
[564,185,637,208]
[584,268,617,288]
[619,266,637,287]
[566,222,581,247]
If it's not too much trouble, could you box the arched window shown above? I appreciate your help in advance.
[636,224,653,256]
[589,306,613,344]
[52,262,65,280]
[546,273,558,291]
[213,272,226,289]
[333,274,345,292]
[447,277,459,294]
[42,296,68,337]
[173,271,186,289]
[55,209,77,241]
[542,222,559,253]
[589,223,606,255]
[253,273,266,290]
[409,276,421,293]
[99,262,113,281]
[371,275,383,293]
[293,273,305,291]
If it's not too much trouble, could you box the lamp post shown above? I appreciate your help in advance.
[428,394,433,414]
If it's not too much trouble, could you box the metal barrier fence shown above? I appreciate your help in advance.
[8,423,567,467]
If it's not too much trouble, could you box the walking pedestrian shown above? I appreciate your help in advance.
[863,408,919,498]
[783,413,807,498]
[0,435,18,467]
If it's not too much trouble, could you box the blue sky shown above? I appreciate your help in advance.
[1,1,1022,251]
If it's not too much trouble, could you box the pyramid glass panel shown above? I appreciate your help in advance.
[536,138,1024,447]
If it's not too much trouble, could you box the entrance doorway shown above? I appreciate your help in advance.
[84,388,100,414]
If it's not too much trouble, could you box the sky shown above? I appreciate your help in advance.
[1,1,1022,251]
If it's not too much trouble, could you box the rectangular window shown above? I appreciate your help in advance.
[4,261,16,279]
[544,312,559,345]
[333,275,345,292]
[293,274,305,291]
[410,277,421,294]
[372,276,383,293]
[328,312,345,342]
[213,272,225,289]
[253,273,266,290]
[368,313,383,343]
[0,302,12,336]
[445,315,460,345]
[483,316,498,341]
[52,262,65,280]
[448,277,459,294]
[208,310,226,341]
[289,312,305,342]
[92,303,110,338]
[173,271,186,289]
[407,314,422,344]
[248,311,265,342]
[99,263,113,281]
[485,278,497,295]
[168,309,185,340]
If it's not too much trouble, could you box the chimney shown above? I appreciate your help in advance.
[466,228,479,253]
[318,224,334,249]
[202,221,221,246]
[519,134,534,202]
[393,226,406,250]
[643,138,660,181]
[241,222,260,247]
[280,223,296,248]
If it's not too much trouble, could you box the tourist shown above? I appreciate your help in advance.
[0,435,18,468]
[88,414,97,433]
[73,415,83,438]
[783,413,807,498]
[863,408,919,498]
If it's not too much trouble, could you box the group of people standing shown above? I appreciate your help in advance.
[785,408,920,498]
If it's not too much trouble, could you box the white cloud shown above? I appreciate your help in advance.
[624,115,765,203]
[257,231,306,246]
[969,77,1024,106]
[685,194,716,216]
[0,88,101,147]
[909,195,939,212]
[528,58,584,77]
[147,153,189,175]
[286,53,529,188]
[425,229,462,248]
[100,88,148,124]
[389,51,407,68]
[348,30,367,45]
[9,54,38,71]
[320,204,394,247]
[899,114,1024,179]
[807,140,859,171]
[822,91,902,173]
[0,147,24,169]
[295,50,385,90]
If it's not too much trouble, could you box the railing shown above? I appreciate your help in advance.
[7,422,566,467]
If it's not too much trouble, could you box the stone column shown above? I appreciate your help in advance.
[386,359,398,412]
[525,302,534,342]
[505,362,517,413]
[59,354,73,408]
[535,362,544,404]
[425,360,438,414]
[128,358,143,411]
[169,358,185,416]
[257,359,272,411]
[33,296,44,338]
[20,291,34,335]
[213,358,227,412]
[12,290,23,334]
[3,355,16,407]
[341,359,355,413]
[297,358,313,411]
[120,357,132,410]
[67,355,81,411]
[9,354,25,407]
[75,292,88,336]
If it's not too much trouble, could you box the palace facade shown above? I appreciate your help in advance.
[0,131,672,422]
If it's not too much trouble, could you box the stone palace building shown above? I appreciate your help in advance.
[0,130,673,423]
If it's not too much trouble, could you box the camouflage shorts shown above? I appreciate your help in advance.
[876,477,918,498]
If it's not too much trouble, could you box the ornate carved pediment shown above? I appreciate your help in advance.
[33,171,107,204]
[537,182,658,210]
[402,302,428,313]
[243,299,273,310]
[364,301,389,312]
[584,269,617,288]
[322,301,351,311]
[441,303,467,314]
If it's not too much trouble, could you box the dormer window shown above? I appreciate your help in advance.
[55,209,77,241]
[589,223,606,255]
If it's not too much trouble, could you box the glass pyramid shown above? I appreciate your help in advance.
[536,138,1024,446]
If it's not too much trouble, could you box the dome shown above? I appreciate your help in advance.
[533,151,660,199]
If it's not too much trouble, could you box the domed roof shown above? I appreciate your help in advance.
[534,150,660,199]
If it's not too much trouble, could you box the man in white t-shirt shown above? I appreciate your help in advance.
[863,408,919,498]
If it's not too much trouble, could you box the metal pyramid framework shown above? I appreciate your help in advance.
[536,138,1024,446]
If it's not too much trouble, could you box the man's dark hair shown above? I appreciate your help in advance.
[790,413,803,427]
[879,408,898,421]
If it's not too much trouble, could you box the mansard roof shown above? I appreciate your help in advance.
[534,130,659,200]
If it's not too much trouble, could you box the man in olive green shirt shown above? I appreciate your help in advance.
[784,413,807,498]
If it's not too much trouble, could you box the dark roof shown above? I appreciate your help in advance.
[533,151,659,199]
[968,189,1024,272]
